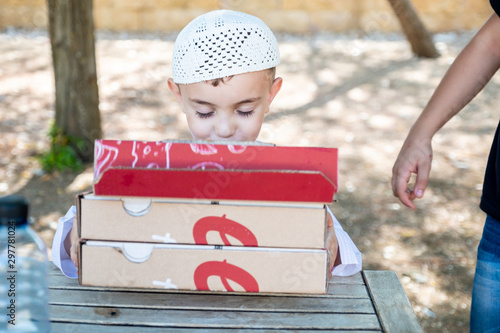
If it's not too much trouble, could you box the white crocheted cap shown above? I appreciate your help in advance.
[172,10,280,84]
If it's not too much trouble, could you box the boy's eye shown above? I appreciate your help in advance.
[237,110,254,117]
[196,111,214,119]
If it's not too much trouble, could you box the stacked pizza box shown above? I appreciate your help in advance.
[76,139,338,294]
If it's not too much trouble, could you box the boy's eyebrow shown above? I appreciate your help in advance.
[235,97,261,105]
[189,98,215,106]
[189,97,261,106]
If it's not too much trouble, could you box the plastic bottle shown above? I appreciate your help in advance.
[0,195,50,332]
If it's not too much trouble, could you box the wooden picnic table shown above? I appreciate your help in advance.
[48,262,423,332]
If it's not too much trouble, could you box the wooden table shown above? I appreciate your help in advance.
[48,263,423,332]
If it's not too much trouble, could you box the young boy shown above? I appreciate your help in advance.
[52,10,362,280]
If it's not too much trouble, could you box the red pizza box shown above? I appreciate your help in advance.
[77,192,327,249]
[93,140,338,203]
[79,241,328,294]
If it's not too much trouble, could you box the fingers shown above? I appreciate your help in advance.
[70,217,80,273]
[413,161,431,199]
[399,187,416,210]
[325,225,339,274]
[326,212,333,228]
[391,167,417,210]
[70,242,79,270]
[391,139,433,210]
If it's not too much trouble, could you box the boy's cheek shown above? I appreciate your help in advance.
[249,117,265,141]
[187,120,211,140]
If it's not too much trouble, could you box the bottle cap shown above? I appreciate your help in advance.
[0,195,29,226]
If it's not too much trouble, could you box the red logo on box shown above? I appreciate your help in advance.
[194,259,259,292]
[192,215,258,246]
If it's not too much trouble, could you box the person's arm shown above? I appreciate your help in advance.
[392,14,500,209]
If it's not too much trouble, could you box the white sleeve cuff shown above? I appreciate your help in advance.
[51,205,78,278]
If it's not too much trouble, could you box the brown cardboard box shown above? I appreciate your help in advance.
[79,241,328,294]
[77,193,327,249]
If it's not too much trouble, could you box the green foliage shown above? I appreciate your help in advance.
[39,125,84,173]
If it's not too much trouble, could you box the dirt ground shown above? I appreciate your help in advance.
[1,27,498,332]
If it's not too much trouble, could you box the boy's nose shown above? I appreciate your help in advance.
[215,115,236,139]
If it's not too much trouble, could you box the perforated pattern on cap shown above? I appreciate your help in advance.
[172,10,280,84]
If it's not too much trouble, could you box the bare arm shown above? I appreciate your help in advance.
[392,14,500,209]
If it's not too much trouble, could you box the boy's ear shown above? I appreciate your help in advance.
[268,77,283,107]
[168,78,183,103]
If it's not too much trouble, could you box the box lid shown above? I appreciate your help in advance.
[93,140,338,203]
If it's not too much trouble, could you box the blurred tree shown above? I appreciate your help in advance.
[389,0,439,58]
[47,0,101,162]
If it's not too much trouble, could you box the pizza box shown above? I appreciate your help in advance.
[77,192,327,249]
[79,241,328,294]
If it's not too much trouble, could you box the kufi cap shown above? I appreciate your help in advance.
[172,10,280,84]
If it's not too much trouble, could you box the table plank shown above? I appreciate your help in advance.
[49,274,369,299]
[51,322,380,333]
[50,304,381,330]
[48,269,369,299]
[49,289,375,314]
[363,271,423,333]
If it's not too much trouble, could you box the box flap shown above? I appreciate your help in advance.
[75,191,91,238]
[93,168,336,203]
[94,140,338,203]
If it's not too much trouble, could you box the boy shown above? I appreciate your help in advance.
[52,10,361,280]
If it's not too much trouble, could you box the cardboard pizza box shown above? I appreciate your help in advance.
[77,192,327,249]
[79,241,328,294]
[92,140,338,203]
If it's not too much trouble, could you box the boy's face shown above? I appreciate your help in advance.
[168,70,282,141]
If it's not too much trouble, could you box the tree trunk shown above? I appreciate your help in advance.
[47,0,101,162]
[388,0,439,58]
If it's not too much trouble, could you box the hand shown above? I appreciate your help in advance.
[326,213,341,277]
[69,217,80,274]
[391,137,433,210]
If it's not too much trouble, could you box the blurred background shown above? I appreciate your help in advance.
[0,0,492,32]
[1,0,498,332]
